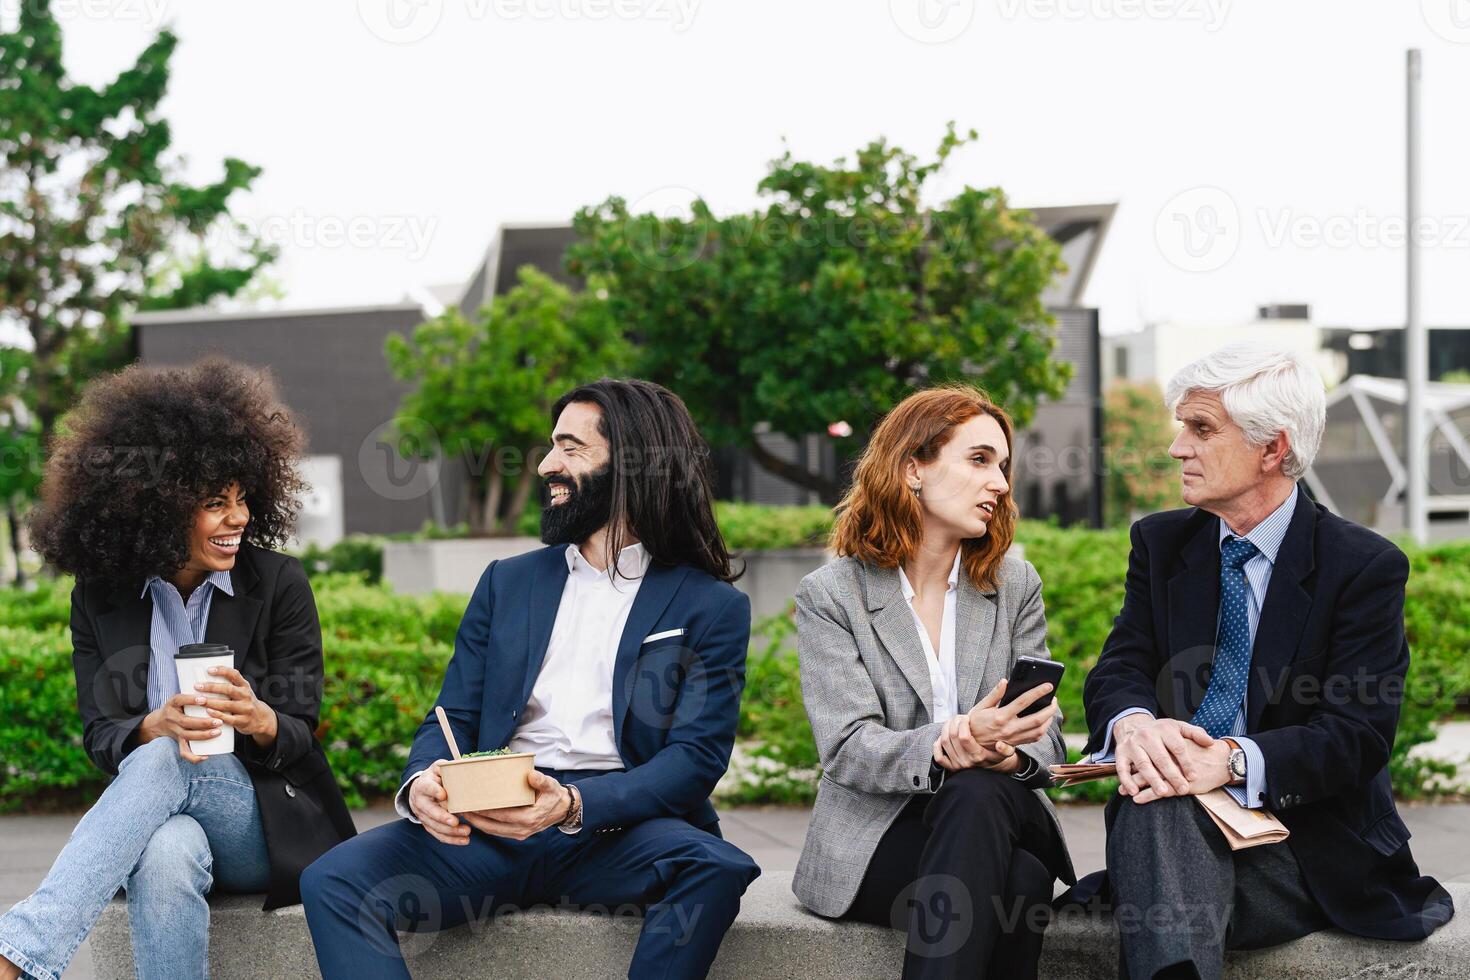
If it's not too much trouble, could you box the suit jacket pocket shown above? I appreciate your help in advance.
[1357,808,1412,857]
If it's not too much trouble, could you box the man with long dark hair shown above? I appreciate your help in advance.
[302,379,758,979]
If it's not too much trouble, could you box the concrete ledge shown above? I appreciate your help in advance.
[91,874,1466,979]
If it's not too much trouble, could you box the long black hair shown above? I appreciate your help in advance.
[551,378,740,583]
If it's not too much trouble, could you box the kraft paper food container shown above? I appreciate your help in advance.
[438,752,537,813]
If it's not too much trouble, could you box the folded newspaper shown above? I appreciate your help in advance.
[1047,764,1289,850]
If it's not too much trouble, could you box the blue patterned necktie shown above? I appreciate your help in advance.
[1191,535,1260,738]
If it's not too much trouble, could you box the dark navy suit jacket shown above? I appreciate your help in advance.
[1076,491,1454,940]
[403,544,752,833]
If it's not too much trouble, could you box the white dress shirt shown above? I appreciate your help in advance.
[897,550,961,725]
[394,541,651,822]
[504,541,651,769]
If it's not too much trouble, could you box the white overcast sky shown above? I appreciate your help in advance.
[25,0,1470,335]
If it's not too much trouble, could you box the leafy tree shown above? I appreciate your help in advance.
[0,349,41,585]
[568,125,1071,503]
[1103,381,1179,525]
[385,266,631,534]
[0,3,274,447]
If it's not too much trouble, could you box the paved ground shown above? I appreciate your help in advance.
[5,802,1468,980]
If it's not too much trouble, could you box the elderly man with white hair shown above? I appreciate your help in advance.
[1071,343,1454,980]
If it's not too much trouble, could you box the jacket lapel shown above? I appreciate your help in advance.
[204,549,264,667]
[612,561,691,747]
[521,547,571,708]
[862,563,935,718]
[98,582,155,714]
[954,573,999,712]
[1246,492,1316,731]
[1165,515,1222,721]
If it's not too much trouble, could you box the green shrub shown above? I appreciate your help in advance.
[717,502,833,552]
[294,536,386,583]
[1,516,1466,811]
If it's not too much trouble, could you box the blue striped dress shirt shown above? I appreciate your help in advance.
[1094,484,1300,809]
[141,569,236,712]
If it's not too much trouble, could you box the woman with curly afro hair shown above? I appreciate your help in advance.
[0,358,355,980]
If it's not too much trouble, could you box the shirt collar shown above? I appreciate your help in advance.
[1218,483,1298,566]
[564,541,651,580]
[142,567,236,600]
[899,549,962,601]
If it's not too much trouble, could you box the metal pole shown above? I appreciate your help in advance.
[1406,49,1428,545]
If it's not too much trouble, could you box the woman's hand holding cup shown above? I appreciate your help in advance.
[139,692,224,763]
[194,666,278,746]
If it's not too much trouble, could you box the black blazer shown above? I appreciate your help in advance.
[1076,490,1454,940]
[70,543,356,909]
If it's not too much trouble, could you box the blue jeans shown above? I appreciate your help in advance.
[0,737,271,980]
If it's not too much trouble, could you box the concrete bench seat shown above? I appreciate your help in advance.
[91,874,1467,979]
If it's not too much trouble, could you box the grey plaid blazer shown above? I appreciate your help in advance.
[791,553,1076,918]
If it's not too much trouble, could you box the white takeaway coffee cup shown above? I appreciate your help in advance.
[174,643,236,755]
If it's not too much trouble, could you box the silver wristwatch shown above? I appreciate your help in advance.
[1227,745,1248,782]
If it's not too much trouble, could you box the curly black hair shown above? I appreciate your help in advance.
[30,357,308,584]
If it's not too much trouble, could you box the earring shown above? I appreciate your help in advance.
[910,483,922,497]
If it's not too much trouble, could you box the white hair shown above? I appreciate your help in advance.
[1165,342,1326,480]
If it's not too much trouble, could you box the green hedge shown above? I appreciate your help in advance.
[290,503,841,583]
[1,516,1466,811]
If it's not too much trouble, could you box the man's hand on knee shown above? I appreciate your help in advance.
[1114,717,1214,802]
[1130,737,1233,804]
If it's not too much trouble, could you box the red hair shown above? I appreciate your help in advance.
[830,385,1018,592]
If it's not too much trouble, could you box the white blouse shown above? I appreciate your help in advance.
[897,549,961,724]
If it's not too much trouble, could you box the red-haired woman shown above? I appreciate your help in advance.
[791,385,1074,980]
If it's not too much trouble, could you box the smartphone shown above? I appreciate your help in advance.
[998,655,1065,717]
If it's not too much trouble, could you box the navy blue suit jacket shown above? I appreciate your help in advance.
[1076,491,1453,940]
[403,545,752,833]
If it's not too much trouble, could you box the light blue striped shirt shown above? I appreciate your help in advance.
[1095,484,1299,810]
[141,569,236,712]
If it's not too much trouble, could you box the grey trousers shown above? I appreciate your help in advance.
[1105,794,1331,980]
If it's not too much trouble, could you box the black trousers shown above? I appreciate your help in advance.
[842,767,1066,980]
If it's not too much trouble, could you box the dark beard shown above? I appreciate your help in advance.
[539,464,614,546]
